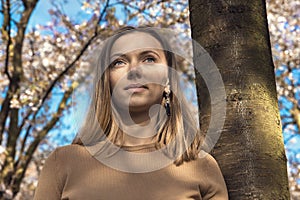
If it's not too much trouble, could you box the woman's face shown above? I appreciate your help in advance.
[109,31,168,114]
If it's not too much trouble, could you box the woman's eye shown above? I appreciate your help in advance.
[113,60,126,67]
[143,57,156,63]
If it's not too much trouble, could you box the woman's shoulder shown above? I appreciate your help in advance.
[55,144,87,153]
[186,151,219,169]
[173,152,221,179]
[193,151,228,199]
[49,144,91,163]
[197,151,220,168]
[177,152,223,186]
[192,151,224,178]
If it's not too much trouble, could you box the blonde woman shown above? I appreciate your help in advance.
[34,26,228,200]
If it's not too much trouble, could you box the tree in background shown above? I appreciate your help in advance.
[189,0,290,199]
[267,0,300,199]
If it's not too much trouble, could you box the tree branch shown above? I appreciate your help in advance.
[12,85,74,196]
[1,0,39,187]
[0,93,11,145]
[21,0,27,9]
[0,0,12,145]
[4,0,12,81]
[9,0,112,184]
[18,0,111,139]
[95,0,110,33]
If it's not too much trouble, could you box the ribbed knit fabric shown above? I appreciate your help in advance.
[33,144,228,200]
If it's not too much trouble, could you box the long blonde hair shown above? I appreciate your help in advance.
[72,26,202,165]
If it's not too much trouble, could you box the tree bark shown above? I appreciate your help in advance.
[189,0,290,199]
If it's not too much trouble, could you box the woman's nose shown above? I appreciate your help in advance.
[128,61,142,79]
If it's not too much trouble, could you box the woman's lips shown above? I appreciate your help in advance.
[124,83,148,92]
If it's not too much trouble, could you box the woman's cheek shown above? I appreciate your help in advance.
[109,70,124,90]
[142,64,168,85]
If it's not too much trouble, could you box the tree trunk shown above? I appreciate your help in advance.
[188,0,290,199]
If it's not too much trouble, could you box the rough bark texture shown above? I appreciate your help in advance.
[188,0,290,199]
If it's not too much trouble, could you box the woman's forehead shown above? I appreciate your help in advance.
[110,32,164,56]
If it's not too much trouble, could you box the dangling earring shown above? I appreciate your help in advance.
[163,84,171,116]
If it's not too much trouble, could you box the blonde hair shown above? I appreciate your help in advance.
[72,26,202,165]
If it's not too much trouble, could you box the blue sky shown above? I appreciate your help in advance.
[29,0,82,27]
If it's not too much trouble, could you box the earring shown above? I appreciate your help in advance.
[163,85,171,116]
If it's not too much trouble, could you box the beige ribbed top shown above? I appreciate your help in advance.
[33,144,228,200]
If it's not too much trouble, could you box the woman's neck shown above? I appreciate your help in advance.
[115,111,159,146]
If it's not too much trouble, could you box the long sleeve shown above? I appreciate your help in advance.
[201,154,228,200]
[33,148,65,200]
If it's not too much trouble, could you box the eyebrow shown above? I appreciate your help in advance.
[110,50,161,61]
[110,53,127,61]
[139,50,162,59]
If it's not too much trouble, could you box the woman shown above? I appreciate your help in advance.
[34,26,228,200]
